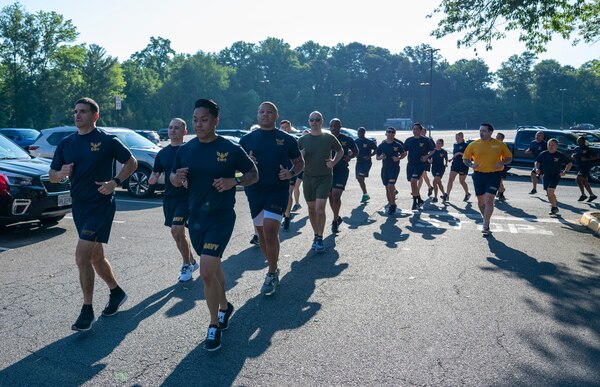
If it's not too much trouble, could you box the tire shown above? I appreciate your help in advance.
[589,165,600,184]
[126,167,155,198]
[41,215,65,225]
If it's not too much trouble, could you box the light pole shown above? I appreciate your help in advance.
[260,78,269,100]
[559,88,567,129]
[334,93,341,117]
[425,47,440,136]
[512,94,516,128]
[419,82,429,125]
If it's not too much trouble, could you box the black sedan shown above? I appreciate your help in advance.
[0,133,72,228]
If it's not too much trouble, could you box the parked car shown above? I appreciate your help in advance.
[134,130,161,145]
[216,129,250,139]
[321,127,377,143]
[0,133,71,228]
[29,126,165,198]
[157,128,169,140]
[570,123,596,130]
[504,127,600,183]
[0,128,40,150]
[572,130,600,144]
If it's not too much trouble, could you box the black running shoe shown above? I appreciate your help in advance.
[549,207,559,215]
[431,197,438,203]
[587,194,597,202]
[529,189,537,194]
[250,234,259,245]
[102,290,128,316]
[71,306,95,331]
[331,220,339,233]
[427,187,433,197]
[388,204,397,215]
[578,194,588,201]
[282,216,290,230]
[218,302,235,331]
[411,201,418,210]
[463,193,471,201]
[481,225,491,236]
[204,324,221,351]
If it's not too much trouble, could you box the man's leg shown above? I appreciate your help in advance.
[547,187,557,207]
[482,193,495,227]
[171,225,193,265]
[257,218,281,274]
[75,239,100,305]
[293,179,302,208]
[459,174,470,197]
[530,170,538,192]
[446,171,457,198]
[358,175,367,195]
[329,188,343,227]
[576,176,586,195]
[200,255,227,326]
[315,198,328,237]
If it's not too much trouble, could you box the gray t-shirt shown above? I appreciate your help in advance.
[298,132,342,177]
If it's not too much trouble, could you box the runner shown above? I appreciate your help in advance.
[430,139,448,203]
[354,127,377,204]
[148,118,199,282]
[417,126,435,197]
[171,98,258,351]
[49,97,138,331]
[328,118,358,233]
[403,123,435,210]
[376,126,406,215]
[280,119,303,230]
[572,135,598,202]
[445,132,471,202]
[525,131,547,194]
[239,102,303,295]
[462,123,512,236]
[535,138,573,215]
[297,111,343,251]
[495,132,510,202]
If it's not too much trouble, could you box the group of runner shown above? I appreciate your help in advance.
[49,96,597,352]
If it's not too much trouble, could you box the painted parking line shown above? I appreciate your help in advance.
[116,198,163,205]
[424,210,560,223]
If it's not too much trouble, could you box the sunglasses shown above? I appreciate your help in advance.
[309,118,321,122]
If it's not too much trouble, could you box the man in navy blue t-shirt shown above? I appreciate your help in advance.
[239,102,303,296]
[535,138,572,215]
[171,99,257,351]
[149,118,198,282]
[403,123,435,210]
[50,98,138,332]
[376,127,406,215]
[328,118,358,233]
[525,131,547,194]
[354,127,377,204]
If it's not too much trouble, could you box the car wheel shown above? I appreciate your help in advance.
[41,215,65,225]
[127,167,155,198]
[589,165,600,184]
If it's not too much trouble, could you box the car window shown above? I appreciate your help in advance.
[0,134,31,159]
[113,132,156,148]
[21,129,40,140]
[47,131,73,145]
[518,131,535,146]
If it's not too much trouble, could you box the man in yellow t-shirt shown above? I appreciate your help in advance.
[463,123,512,236]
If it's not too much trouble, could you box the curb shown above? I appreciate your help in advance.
[580,212,600,236]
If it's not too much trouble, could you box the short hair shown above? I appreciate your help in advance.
[548,138,559,145]
[480,123,494,132]
[456,132,464,137]
[280,119,291,126]
[330,118,341,126]
[436,138,444,144]
[496,132,505,140]
[386,126,396,132]
[260,101,278,114]
[309,111,323,120]
[194,99,219,117]
[357,127,366,132]
[171,117,186,130]
[413,122,423,130]
[75,97,99,114]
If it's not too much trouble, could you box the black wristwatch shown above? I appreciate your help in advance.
[235,176,242,184]
[112,177,122,186]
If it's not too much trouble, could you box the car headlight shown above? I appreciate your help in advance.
[2,172,33,186]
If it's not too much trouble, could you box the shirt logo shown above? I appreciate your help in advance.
[419,143,424,147]
[341,141,347,146]
[203,242,220,251]
[363,144,368,148]
[393,147,398,152]
[554,157,559,162]
[276,139,285,146]
[216,151,228,162]
[90,142,101,152]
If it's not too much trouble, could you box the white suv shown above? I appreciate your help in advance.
[29,126,164,198]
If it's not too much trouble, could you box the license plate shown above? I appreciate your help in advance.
[57,193,72,207]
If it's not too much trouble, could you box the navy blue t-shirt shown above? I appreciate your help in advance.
[239,129,301,193]
[153,144,187,199]
[403,136,434,164]
[536,150,571,175]
[572,145,593,167]
[451,142,468,166]
[332,133,359,171]
[355,137,377,164]
[51,128,132,203]
[377,140,405,169]
[528,140,547,158]
[173,136,254,215]
[431,148,448,170]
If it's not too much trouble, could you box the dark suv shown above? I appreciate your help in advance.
[0,133,72,228]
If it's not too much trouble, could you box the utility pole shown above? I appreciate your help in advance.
[425,47,440,136]
[559,88,567,129]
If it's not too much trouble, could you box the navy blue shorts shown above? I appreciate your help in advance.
[450,162,469,175]
[472,171,502,196]
[355,162,372,178]
[332,167,350,190]
[188,210,236,257]
[425,162,432,172]
[72,197,116,243]
[381,166,400,186]
[543,174,561,190]
[246,186,289,218]
[431,166,446,178]
[406,163,427,181]
[163,196,189,227]
[577,164,591,178]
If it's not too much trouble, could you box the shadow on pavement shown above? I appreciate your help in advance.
[279,215,309,242]
[373,214,408,248]
[405,212,447,240]
[346,203,376,230]
[161,247,348,386]
[483,236,600,385]
[0,222,67,250]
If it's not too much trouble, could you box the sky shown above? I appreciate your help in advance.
[4,0,598,72]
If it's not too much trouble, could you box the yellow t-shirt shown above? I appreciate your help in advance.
[463,139,512,173]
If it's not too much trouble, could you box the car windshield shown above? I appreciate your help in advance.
[0,134,31,159]
[113,132,157,148]
[20,129,41,140]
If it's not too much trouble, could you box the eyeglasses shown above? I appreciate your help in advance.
[309,118,321,122]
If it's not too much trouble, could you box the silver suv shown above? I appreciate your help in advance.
[29,126,164,198]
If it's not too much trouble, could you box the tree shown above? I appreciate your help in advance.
[430,0,600,53]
